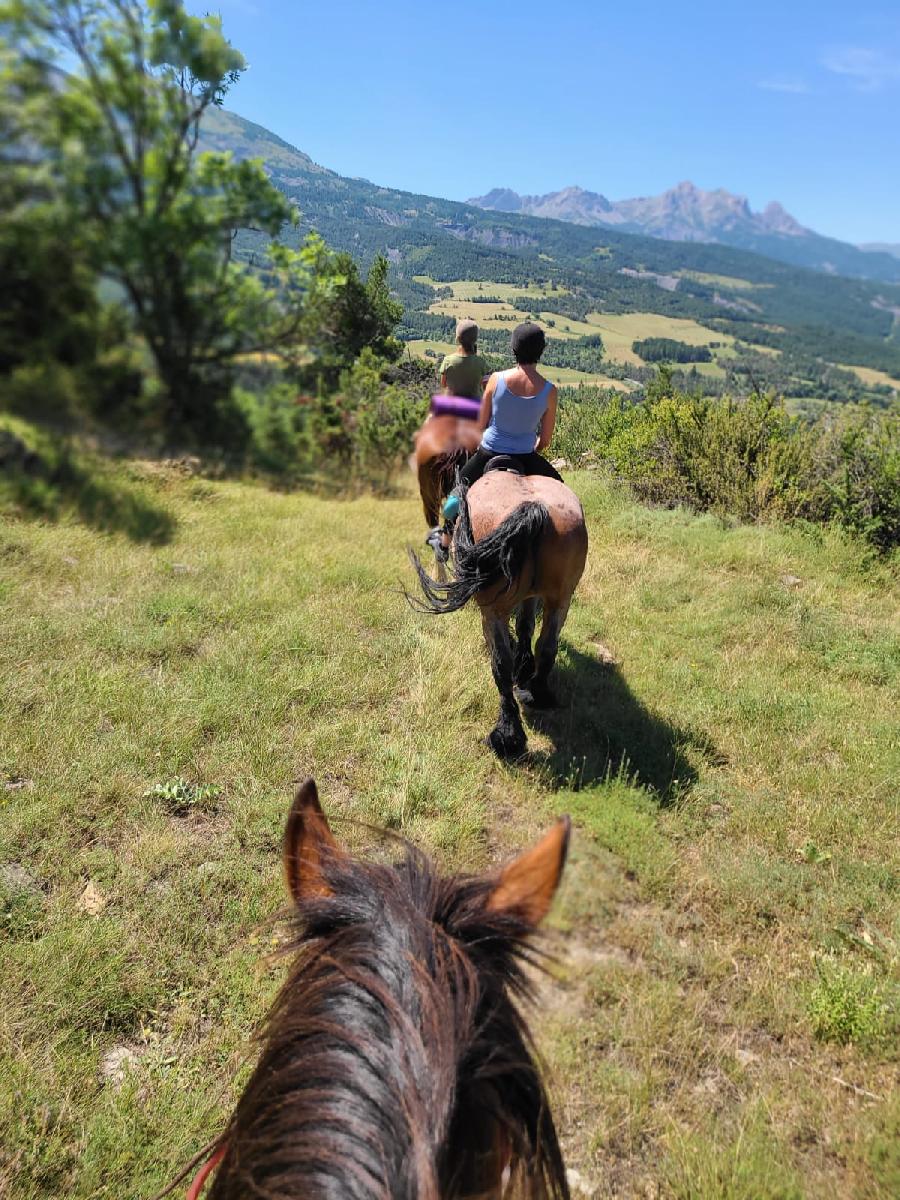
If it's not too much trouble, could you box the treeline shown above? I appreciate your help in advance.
[633,338,712,363]
[0,0,424,484]
[552,372,900,553]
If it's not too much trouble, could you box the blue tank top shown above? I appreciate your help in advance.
[481,373,553,455]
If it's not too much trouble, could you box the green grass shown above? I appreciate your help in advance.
[1,421,898,1197]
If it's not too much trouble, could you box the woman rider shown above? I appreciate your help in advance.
[438,322,562,547]
[458,321,562,489]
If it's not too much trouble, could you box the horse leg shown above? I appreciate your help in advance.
[418,461,440,528]
[482,609,527,759]
[523,598,571,709]
[513,598,538,686]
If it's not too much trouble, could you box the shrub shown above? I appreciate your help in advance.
[552,372,900,552]
[338,349,429,489]
[236,383,314,482]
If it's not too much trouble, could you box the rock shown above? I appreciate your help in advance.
[99,1045,140,1086]
[589,639,618,666]
[78,880,108,916]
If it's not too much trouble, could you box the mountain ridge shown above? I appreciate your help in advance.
[468,182,900,284]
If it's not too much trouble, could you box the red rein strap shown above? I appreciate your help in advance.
[186,1143,227,1199]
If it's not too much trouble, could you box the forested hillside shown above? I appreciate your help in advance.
[202,107,900,401]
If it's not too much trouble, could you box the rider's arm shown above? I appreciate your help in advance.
[477,375,497,432]
[535,387,558,452]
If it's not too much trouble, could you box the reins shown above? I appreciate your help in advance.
[147,1137,226,1200]
[186,1143,227,1199]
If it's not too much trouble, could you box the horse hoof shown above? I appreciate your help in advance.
[486,728,527,760]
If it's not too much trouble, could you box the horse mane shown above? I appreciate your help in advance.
[208,844,569,1200]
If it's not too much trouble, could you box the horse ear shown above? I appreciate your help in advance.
[487,816,571,926]
[283,778,345,903]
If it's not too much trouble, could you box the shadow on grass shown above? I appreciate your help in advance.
[0,439,176,545]
[524,641,718,805]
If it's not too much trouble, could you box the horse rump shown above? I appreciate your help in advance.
[408,486,549,614]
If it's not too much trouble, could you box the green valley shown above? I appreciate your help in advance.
[203,108,900,406]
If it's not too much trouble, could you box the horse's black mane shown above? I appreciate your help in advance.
[208,845,569,1200]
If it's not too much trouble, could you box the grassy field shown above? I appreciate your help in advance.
[1,423,898,1198]
[582,312,739,366]
[413,276,570,301]
[837,363,900,389]
[676,270,772,292]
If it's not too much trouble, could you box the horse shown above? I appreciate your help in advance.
[412,414,482,573]
[169,779,571,1200]
[409,467,588,759]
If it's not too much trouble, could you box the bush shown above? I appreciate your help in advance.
[338,350,428,489]
[236,383,313,482]
[552,371,900,552]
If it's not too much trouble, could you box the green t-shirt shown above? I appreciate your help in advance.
[439,352,488,400]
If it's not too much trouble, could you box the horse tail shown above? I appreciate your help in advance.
[408,486,549,614]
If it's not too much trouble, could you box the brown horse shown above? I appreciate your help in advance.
[168,780,571,1200]
[412,415,482,573]
[410,469,588,759]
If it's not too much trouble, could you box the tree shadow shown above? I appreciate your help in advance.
[0,436,176,545]
[523,641,720,805]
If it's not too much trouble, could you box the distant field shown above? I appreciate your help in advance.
[429,299,531,327]
[403,339,630,390]
[413,276,570,301]
[837,362,900,388]
[584,311,738,366]
[677,269,771,291]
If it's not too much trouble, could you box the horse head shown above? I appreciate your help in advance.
[202,780,571,1200]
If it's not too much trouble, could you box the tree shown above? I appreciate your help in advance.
[0,0,347,443]
[301,253,403,391]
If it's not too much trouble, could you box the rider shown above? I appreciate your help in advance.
[436,322,562,551]
[439,319,488,400]
[455,321,562,492]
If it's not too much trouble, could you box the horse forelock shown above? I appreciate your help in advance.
[208,848,568,1200]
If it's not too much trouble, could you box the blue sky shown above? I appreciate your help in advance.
[194,0,900,243]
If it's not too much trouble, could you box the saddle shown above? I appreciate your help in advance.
[482,454,524,476]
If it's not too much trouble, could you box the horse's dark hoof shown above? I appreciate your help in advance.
[521,682,557,709]
[486,728,527,760]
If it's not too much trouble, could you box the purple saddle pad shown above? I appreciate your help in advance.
[430,394,481,420]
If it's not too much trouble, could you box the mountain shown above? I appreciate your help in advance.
[861,243,900,260]
[199,107,900,387]
[469,182,900,285]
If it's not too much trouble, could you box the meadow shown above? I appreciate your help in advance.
[1,422,897,1198]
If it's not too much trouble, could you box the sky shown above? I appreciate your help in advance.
[191,0,900,244]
